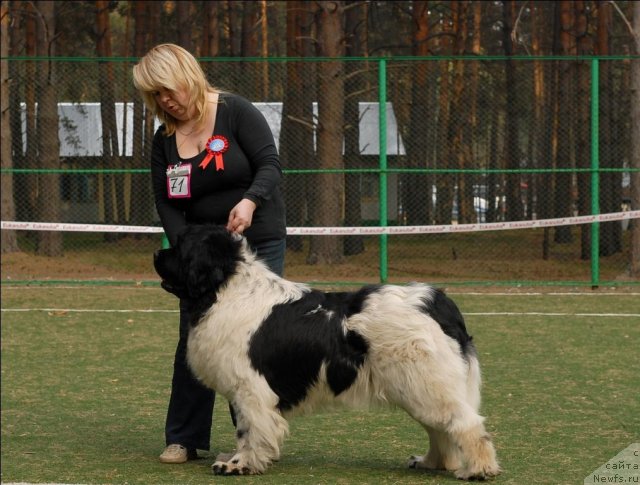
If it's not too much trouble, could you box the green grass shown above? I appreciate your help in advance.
[1,287,639,485]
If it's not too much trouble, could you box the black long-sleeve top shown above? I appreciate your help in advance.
[151,93,286,247]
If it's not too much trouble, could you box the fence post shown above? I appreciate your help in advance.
[378,58,388,283]
[591,58,600,289]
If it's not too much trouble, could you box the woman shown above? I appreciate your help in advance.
[132,43,286,464]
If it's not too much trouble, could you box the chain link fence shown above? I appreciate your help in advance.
[2,57,638,286]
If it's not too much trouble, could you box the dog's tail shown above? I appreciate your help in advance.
[466,346,482,412]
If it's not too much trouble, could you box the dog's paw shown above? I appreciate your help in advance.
[211,460,254,476]
[211,454,260,476]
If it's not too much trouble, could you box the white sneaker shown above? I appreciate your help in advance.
[159,444,197,464]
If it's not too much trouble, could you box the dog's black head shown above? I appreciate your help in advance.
[154,225,244,320]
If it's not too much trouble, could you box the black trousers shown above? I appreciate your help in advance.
[164,300,215,450]
[164,238,286,450]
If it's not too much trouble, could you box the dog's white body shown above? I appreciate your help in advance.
[155,225,500,479]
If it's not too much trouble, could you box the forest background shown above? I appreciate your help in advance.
[1,1,639,284]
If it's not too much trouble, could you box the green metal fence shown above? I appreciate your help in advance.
[1,56,639,287]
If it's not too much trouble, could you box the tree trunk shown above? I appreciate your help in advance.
[20,1,38,224]
[241,0,260,99]
[403,0,432,226]
[531,2,546,223]
[35,0,62,256]
[308,1,345,265]
[1,0,18,253]
[201,1,221,85]
[96,0,125,241]
[630,1,640,277]
[176,0,192,51]
[467,1,482,222]
[502,0,523,222]
[8,1,23,213]
[260,0,269,99]
[201,1,220,59]
[539,5,562,261]
[451,1,474,224]
[575,1,591,260]
[343,0,367,256]
[130,1,155,230]
[226,1,243,88]
[595,1,622,257]
[281,0,315,253]
[554,0,574,244]
[434,4,453,225]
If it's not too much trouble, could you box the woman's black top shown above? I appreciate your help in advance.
[150,93,286,247]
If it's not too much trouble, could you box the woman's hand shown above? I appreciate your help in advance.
[227,198,257,234]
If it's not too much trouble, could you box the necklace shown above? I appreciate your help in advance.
[177,123,201,137]
[177,139,187,152]
[177,129,194,151]
[177,127,195,137]
[177,124,205,152]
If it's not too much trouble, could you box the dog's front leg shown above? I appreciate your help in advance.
[212,398,289,476]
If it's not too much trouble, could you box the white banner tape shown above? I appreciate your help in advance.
[1,210,638,236]
[287,210,640,236]
[0,221,164,233]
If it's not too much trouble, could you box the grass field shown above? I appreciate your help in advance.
[1,285,639,485]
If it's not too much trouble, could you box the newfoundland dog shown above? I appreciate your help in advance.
[154,224,499,480]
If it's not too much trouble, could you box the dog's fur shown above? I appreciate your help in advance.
[154,224,500,479]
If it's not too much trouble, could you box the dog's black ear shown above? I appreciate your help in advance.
[184,227,240,298]
[186,259,225,298]
[154,248,188,298]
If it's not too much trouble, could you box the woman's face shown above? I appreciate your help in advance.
[154,87,192,121]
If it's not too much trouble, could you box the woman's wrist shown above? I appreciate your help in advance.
[243,195,260,208]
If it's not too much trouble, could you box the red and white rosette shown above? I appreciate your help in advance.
[199,135,229,171]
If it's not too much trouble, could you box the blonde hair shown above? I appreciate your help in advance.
[132,43,218,136]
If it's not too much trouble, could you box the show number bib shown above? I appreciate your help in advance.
[166,163,192,199]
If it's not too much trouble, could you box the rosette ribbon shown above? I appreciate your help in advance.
[200,135,229,171]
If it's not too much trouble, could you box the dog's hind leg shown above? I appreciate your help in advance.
[447,414,500,480]
[408,427,462,472]
[448,354,500,479]
[400,354,499,479]
[212,391,288,476]
[408,405,499,480]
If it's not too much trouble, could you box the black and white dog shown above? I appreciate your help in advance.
[154,224,500,480]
